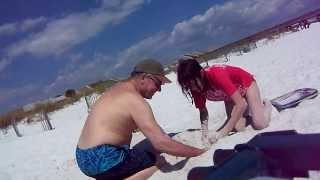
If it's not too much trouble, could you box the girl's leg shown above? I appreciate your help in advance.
[245,82,271,130]
[234,117,247,132]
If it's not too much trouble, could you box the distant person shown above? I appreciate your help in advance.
[76,59,206,180]
[299,20,305,30]
[304,20,310,29]
[176,58,272,146]
[299,19,310,29]
[286,25,293,32]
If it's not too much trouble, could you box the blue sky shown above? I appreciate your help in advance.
[0,0,319,114]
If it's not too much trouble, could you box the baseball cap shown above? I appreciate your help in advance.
[132,59,171,84]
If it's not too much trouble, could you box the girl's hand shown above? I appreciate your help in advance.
[201,133,212,149]
[208,131,223,144]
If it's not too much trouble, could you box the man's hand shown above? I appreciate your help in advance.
[155,155,170,168]
[200,147,210,154]
[208,134,218,144]
[201,130,223,149]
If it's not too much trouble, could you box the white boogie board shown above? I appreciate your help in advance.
[270,88,318,112]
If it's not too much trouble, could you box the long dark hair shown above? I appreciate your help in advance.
[177,58,208,103]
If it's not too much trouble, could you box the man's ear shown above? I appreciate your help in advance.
[140,73,148,82]
[139,74,146,85]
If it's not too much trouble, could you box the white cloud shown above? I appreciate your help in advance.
[46,32,168,93]
[44,31,168,94]
[0,23,17,36]
[100,0,121,8]
[0,84,38,103]
[0,58,11,72]
[20,17,46,31]
[100,0,146,10]
[0,17,46,36]
[101,0,318,76]
[114,32,168,69]
[1,0,147,72]
[43,52,114,95]
[0,1,148,101]
[8,2,143,57]
[167,0,314,47]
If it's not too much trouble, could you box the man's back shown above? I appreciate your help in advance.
[77,80,139,149]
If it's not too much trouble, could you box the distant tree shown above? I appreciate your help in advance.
[40,111,54,131]
[65,89,76,97]
[11,117,22,137]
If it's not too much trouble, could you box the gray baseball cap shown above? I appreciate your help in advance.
[132,59,171,83]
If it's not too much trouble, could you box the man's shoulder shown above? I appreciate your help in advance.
[114,88,145,105]
[102,82,146,105]
[123,92,145,105]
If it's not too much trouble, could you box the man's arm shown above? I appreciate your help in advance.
[130,96,206,157]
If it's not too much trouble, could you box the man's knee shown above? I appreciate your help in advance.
[187,168,199,180]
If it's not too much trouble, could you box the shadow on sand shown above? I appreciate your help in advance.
[132,129,201,173]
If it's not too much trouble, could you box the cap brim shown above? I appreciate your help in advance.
[159,75,172,84]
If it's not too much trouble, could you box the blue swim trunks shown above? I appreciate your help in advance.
[76,144,156,179]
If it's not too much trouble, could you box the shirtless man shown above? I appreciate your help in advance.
[76,59,206,180]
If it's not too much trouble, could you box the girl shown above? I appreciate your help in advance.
[177,58,271,145]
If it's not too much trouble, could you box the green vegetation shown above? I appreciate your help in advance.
[0,79,118,129]
[89,79,117,93]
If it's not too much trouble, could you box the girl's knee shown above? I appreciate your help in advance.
[252,119,269,130]
[253,124,268,130]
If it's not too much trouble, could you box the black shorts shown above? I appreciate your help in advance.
[93,148,156,180]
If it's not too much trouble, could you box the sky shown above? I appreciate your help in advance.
[0,0,319,114]
[1,22,320,179]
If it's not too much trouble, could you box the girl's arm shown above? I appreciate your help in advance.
[218,90,247,137]
[199,107,211,146]
[199,107,209,137]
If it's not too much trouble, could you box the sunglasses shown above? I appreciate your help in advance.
[146,74,162,90]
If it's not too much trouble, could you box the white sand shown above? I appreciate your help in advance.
[0,23,319,180]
